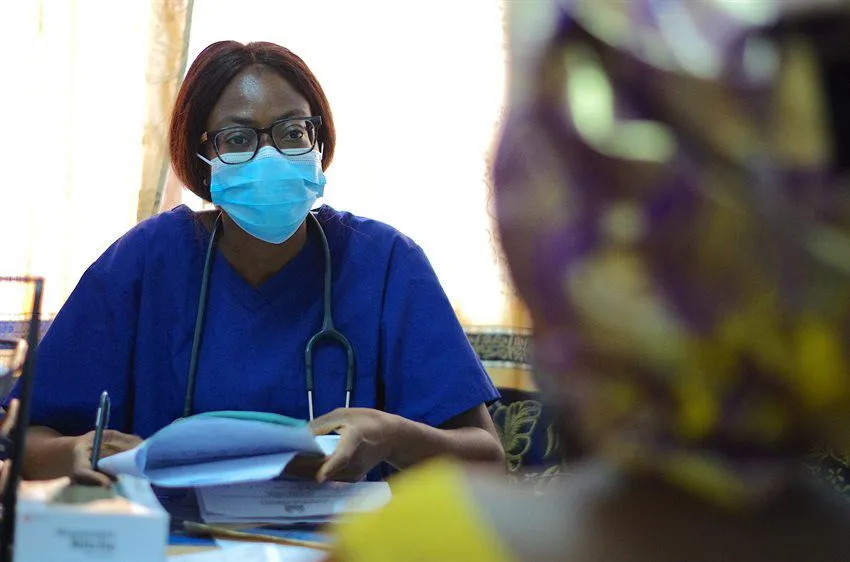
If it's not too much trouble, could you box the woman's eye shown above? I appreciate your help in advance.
[280,127,305,141]
[225,133,249,146]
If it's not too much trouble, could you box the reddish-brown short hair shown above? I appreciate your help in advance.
[169,41,336,201]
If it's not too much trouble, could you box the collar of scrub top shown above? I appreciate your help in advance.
[183,211,355,421]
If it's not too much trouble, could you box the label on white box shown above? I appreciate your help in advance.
[15,511,168,562]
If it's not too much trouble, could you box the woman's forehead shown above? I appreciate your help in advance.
[206,64,310,130]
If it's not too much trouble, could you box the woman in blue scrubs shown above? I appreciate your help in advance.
[21,41,503,486]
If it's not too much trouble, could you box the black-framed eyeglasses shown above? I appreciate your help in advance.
[200,115,323,165]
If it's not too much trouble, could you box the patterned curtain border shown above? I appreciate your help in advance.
[465,327,532,370]
[3,320,536,363]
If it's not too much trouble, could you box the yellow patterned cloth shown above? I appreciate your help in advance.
[332,459,515,562]
[494,0,850,507]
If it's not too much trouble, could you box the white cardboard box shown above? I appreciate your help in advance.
[13,476,169,562]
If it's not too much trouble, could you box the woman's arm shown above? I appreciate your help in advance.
[22,426,76,481]
[390,404,503,468]
[18,225,150,485]
[309,404,504,482]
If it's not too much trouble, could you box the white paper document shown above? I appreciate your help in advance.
[197,480,392,524]
[168,542,325,562]
[99,415,340,488]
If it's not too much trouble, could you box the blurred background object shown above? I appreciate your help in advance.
[0,340,26,407]
[0,277,43,561]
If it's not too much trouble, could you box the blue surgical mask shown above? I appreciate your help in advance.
[197,146,326,244]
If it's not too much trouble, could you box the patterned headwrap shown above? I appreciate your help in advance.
[494,0,850,507]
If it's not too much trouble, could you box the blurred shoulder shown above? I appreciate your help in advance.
[332,459,517,562]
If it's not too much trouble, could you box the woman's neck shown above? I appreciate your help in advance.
[216,212,308,287]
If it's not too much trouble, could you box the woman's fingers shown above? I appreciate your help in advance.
[316,429,360,483]
[72,429,142,487]
[308,408,349,436]
[71,467,114,488]
[101,430,143,457]
[283,454,327,479]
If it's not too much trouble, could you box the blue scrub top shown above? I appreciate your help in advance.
[27,205,499,476]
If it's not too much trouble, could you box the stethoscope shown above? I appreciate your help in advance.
[183,211,355,420]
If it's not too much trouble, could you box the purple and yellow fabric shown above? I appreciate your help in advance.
[330,3,850,560]
[495,0,850,507]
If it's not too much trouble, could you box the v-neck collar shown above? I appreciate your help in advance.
[207,213,325,312]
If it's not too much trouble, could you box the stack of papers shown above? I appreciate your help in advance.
[98,411,392,535]
[100,412,339,487]
[197,480,392,526]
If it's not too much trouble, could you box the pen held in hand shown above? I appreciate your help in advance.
[90,391,111,470]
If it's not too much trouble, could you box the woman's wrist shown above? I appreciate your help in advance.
[22,428,78,480]
[383,413,459,469]
[383,412,504,469]
[380,411,406,467]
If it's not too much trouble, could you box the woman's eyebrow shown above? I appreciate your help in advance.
[214,110,308,129]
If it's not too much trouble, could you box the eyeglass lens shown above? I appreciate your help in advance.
[215,118,318,164]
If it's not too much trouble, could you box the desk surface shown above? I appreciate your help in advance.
[168,545,216,556]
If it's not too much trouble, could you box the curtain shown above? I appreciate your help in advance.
[0,1,193,324]
[137,0,194,222]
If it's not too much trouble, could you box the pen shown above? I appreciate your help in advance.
[90,391,111,470]
[182,521,331,551]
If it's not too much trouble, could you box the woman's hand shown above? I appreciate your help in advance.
[308,408,400,483]
[70,429,143,487]
[291,404,503,484]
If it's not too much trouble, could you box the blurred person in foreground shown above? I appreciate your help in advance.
[326,0,850,560]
